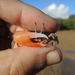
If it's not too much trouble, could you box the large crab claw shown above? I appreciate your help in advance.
[13,31,48,47]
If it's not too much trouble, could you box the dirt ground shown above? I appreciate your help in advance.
[56,30,75,60]
[56,30,75,50]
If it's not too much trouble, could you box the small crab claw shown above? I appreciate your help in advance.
[13,31,48,47]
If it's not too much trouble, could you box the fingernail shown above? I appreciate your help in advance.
[46,48,62,65]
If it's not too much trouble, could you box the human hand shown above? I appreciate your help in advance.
[0,0,62,75]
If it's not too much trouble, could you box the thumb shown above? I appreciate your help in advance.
[11,46,62,75]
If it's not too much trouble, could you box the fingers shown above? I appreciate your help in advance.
[0,1,62,75]
[12,46,62,75]
[0,44,62,75]
[0,0,59,33]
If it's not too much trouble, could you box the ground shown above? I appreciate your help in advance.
[37,30,75,75]
[56,30,75,50]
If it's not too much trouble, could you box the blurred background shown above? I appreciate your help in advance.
[21,0,75,75]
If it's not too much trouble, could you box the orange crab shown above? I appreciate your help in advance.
[13,23,59,47]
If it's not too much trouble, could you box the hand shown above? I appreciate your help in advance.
[0,0,62,75]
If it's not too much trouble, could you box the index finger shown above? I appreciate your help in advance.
[0,0,59,33]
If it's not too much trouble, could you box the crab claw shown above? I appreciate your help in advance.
[13,31,48,47]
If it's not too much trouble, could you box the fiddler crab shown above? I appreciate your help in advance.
[13,22,59,47]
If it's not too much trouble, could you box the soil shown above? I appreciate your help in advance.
[37,30,75,75]
[56,30,75,50]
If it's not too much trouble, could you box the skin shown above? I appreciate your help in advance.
[0,0,62,75]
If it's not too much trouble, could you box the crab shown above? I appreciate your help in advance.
[13,22,59,47]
